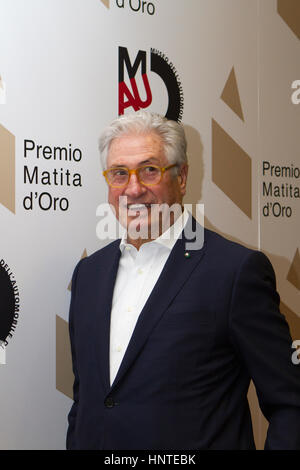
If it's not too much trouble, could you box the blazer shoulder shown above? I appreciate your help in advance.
[188,216,254,259]
[73,239,121,275]
[203,227,270,272]
[85,239,120,261]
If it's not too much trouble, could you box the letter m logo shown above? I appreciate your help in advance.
[118,47,152,115]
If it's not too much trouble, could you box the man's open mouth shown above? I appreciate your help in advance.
[127,203,151,214]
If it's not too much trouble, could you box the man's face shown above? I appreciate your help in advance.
[106,132,188,246]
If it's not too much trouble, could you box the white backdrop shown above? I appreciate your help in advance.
[0,0,299,449]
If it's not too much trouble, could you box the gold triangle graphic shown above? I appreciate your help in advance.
[68,249,87,291]
[278,0,300,40]
[100,0,110,8]
[56,315,74,399]
[212,119,252,218]
[0,124,15,213]
[221,67,244,122]
[287,248,300,291]
[280,301,300,341]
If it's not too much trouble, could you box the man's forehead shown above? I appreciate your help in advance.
[107,132,166,166]
[110,131,163,148]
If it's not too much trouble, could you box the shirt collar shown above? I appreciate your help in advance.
[119,207,190,253]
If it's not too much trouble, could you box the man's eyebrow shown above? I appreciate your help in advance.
[109,158,160,168]
[109,164,128,168]
[139,158,159,165]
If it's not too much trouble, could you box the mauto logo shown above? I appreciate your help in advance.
[118,47,184,122]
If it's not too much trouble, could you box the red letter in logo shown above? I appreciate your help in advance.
[118,47,152,115]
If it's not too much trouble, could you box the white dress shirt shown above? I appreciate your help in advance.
[109,209,189,385]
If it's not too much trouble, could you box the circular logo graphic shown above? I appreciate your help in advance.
[0,259,19,346]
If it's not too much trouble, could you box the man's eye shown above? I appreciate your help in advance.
[145,166,158,173]
[113,169,128,176]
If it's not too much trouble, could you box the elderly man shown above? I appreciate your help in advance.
[67,111,300,450]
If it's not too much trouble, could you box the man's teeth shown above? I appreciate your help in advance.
[128,204,150,209]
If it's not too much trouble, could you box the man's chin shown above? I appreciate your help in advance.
[127,216,165,242]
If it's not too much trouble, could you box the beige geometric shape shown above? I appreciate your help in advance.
[0,123,15,213]
[278,0,300,40]
[221,67,244,121]
[68,249,87,291]
[248,380,268,450]
[56,315,74,399]
[280,301,300,341]
[287,249,300,291]
[212,119,252,219]
[100,0,110,8]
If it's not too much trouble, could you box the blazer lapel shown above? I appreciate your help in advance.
[95,240,121,393]
[110,221,206,391]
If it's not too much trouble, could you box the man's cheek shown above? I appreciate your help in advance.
[108,189,119,208]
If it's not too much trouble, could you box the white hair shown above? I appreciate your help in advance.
[98,111,187,173]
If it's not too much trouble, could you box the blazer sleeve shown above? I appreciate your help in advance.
[66,258,84,450]
[228,250,300,450]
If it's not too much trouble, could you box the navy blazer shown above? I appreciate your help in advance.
[67,221,300,450]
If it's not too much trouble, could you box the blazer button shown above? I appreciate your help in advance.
[104,396,115,408]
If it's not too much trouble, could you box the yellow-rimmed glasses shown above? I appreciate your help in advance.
[103,164,177,188]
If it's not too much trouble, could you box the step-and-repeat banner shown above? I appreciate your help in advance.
[0,0,299,449]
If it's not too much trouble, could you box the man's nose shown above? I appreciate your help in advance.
[124,173,147,197]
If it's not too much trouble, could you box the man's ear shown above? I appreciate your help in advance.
[178,164,188,195]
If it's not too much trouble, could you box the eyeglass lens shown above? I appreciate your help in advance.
[107,166,161,186]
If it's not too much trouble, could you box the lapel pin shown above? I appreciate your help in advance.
[184,252,191,258]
